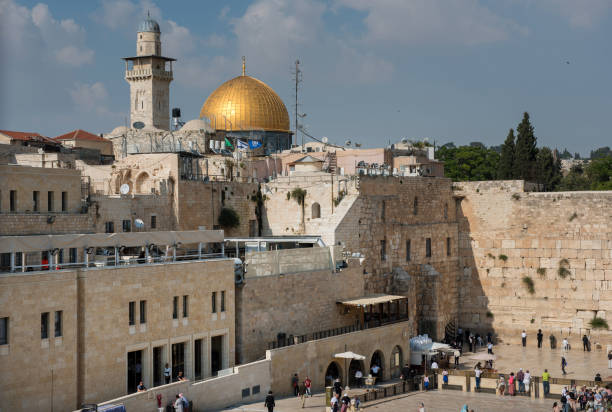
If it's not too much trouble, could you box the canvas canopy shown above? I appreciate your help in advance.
[334,351,366,360]
[0,230,224,253]
[338,294,407,307]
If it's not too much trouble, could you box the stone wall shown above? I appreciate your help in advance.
[456,180,612,346]
[0,258,235,410]
[266,321,413,396]
[235,260,365,364]
[0,213,93,236]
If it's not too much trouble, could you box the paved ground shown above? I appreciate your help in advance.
[459,341,611,380]
[221,390,553,412]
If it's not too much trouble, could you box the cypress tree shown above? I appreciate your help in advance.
[498,128,516,179]
[514,112,538,181]
[536,147,562,191]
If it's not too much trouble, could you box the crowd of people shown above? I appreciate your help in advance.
[551,383,612,412]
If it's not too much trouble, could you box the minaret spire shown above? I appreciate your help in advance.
[242,56,246,76]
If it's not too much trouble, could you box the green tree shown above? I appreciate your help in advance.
[514,112,538,181]
[437,145,499,181]
[498,128,516,179]
[586,156,612,189]
[559,148,572,159]
[535,147,562,191]
[590,147,612,160]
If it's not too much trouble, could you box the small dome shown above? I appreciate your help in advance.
[138,15,160,33]
[181,119,214,133]
[109,126,128,136]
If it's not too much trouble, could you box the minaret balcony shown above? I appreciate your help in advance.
[125,68,173,80]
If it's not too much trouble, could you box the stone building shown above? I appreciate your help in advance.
[0,230,233,411]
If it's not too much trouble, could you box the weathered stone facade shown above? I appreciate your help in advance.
[456,181,612,346]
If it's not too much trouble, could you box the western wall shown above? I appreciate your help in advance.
[455,180,612,345]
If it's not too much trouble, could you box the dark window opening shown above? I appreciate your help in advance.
[127,350,143,394]
[48,191,54,212]
[140,300,146,324]
[54,311,62,337]
[426,238,432,258]
[211,335,223,376]
[10,190,16,212]
[41,312,49,339]
[0,317,8,345]
[33,191,40,211]
[129,301,135,325]
[380,239,386,261]
[212,292,217,313]
[447,237,451,257]
[172,296,178,319]
[182,295,188,318]
[194,338,203,380]
[122,219,131,232]
[171,342,185,381]
[150,215,157,229]
[413,197,418,215]
[61,191,67,212]
[221,291,225,312]
[105,221,114,233]
[406,240,411,262]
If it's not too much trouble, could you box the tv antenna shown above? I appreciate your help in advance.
[292,59,306,148]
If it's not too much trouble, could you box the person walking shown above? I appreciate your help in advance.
[508,372,515,396]
[542,369,550,395]
[561,356,568,375]
[562,337,570,351]
[454,349,460,366]
[304,376,312,396]
[265,391,275,412]
[497,375,506,396]
[423,375,430,391]
[537,329,543,348]
[174,394,184,412]
[517,368,525,394]
[330,393,339,412]
[340,392,351,412]
[292,373,299,396]
[487,342,493,355]
[164,363,171,384]
[549,334,556,349]
[582,335,590,352]
[521,330,527,347]
[442,369,449,385]
[608,351,612,369]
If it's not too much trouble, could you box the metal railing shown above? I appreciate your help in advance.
[267,315,409,350]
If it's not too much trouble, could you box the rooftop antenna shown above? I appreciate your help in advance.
[242,56,246,76]
[292,59,304,148]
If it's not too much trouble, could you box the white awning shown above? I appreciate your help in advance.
[338,294,407,307]
[334,351,366,360]
[0,230,224,253]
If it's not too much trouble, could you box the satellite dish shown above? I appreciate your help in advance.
[345,140,352,147]
[120,184,130,195]
[355,143,362,148]
[134,219,144,228]
[322,136,328,143]
[133,121,145,130]
[401,138,408,143]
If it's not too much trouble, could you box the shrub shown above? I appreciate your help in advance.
[486,311,494,318]
[569,212,578,222]
[217,207,240,229]
[558,258,570,279]
[498,254,508,261]
[487,253,494,259]
[537,268,546,277]
[589,317,609,330]
[522,276,535,294]
[530,318,535,324]
[512,193,520,200]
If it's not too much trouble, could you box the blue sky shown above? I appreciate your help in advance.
[1,0,611,155]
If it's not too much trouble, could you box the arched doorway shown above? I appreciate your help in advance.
[134,172,150,194]
[370,350,385,381]
[348,359,365,387]
[324,361,342,387]
[311,202,321,219]
[390,345,403,378]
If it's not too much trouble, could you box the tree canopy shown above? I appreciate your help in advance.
[436,145,499,181]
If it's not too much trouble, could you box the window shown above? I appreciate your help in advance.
[61,192,67,212]
[41,312,49,339]
[150,215,157,229]
[447,237,451,257]
[311,202,321,219]
[140,300,146,324]
[380,239,386,261]
[212,292,217,313]
[0,317,8,345]
[69,248,77,264]
[54,311,62,337]
[426,238,432,258]
[33,191,40,211]
[381,200,385,221]
[406,240,411,262]
[122,219,131,232]
[10,190,16,212]
[221,291,226,312]
[413,197,418,215]
[182,295,188,318]
[172,296,178,319]
[444,203,448,220]
[105,221,114,233]
[48,191,54,211]
[129,301,135,325]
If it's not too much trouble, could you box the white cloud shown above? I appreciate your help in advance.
[93,0,161,31]
[539,0,611,29]
[337,0,527,46]
[69,82,110,113]
[164,20,196,58]
[56,46,95,66]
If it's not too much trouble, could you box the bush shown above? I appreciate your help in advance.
[558,258,570,279]
[512,193,520,200]
[498,254,508,261]
[522,276,535,294]
[218,207,240,229]
[486,311,494,318]
[589,317,609,330]
[537,267,546,277]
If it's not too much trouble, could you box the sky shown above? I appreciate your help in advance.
[1,0,611,155]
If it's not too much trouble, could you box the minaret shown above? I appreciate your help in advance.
[122,13,175,130]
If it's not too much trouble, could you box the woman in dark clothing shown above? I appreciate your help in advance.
[333,379,342,397]
[264,391,275,412]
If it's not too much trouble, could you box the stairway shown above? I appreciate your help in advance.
[323,152,337,174]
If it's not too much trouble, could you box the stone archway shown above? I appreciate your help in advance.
[348,359,365,388]
[370,350,385,381]
[311,202,321,219]
[134,172,151,194]
[390,345,403,378]
[324,361,343,387]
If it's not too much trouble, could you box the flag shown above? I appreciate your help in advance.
[224,137,233,149]
[237,139,249,150]
[248,139,262,149]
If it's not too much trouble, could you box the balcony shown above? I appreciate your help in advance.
[125,68,173,80]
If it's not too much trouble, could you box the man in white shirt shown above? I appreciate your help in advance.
[418,401,426,412]
[431,360,439,370]
[521,330,527,347]
[355,370,363,387]
[562,337,570,350]
[474,366,482,391]
[487,342,493,354]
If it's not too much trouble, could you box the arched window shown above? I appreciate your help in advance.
[413,197,418,215]
[311,202,321,219]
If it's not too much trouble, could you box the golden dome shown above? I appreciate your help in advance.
[200,74,291,133]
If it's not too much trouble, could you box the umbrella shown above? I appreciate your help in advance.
[334,352,366,389]
[469,352,496,361]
